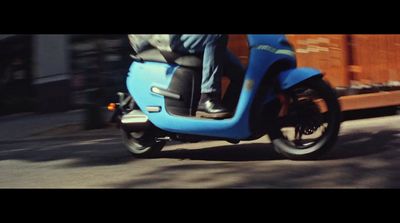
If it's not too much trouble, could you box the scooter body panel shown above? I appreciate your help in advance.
[127,35,322,140]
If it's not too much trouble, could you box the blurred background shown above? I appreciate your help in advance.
[1,34,400,118]
[0,34,131,117]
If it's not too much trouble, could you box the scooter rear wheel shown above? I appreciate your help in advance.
[271,77,341,160]
[122,129,166,158]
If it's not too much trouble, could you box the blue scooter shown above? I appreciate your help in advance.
[111,34,342,160]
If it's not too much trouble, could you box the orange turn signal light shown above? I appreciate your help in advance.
[107,103,117,111]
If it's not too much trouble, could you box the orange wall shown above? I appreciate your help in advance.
[227,34,400,88]
[286,34,350,87]
[351,35,400,85]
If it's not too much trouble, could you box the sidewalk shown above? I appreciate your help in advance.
[0,109,119,143]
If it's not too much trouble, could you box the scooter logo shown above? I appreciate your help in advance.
[256,45,295,57]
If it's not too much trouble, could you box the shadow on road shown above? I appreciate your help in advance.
[156,130,400,162]
[324,130,400,160]
[1,127,400,187]
[0,137,134,167]
[158,143,283,161]
[0,129,399,168]
[113,130,400,188]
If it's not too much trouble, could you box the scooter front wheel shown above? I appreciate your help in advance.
[121,129,166,158]
[270,77,342,160]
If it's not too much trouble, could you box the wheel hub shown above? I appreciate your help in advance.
[291,99,324,138]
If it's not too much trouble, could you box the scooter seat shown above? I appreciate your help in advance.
[132,49,202,68]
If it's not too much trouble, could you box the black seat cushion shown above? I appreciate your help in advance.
[132,49,202,68]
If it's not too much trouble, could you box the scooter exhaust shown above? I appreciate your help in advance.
[120,110,150,132]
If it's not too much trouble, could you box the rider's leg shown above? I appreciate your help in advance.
[171,34,231,118]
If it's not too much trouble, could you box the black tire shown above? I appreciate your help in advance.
[121,129,166,158]
[271,77,341,160]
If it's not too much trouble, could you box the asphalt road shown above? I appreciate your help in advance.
[0,115,399,188]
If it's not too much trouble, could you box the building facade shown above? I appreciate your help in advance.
[1,34,399,116]
[0,34,131,115]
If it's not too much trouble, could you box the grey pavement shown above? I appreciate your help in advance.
[0,109,116,143]
[0,111,399,188]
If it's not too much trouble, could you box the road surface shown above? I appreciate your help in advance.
[0,114,399,188]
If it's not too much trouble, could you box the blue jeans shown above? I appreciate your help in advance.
[170,34,244,94]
